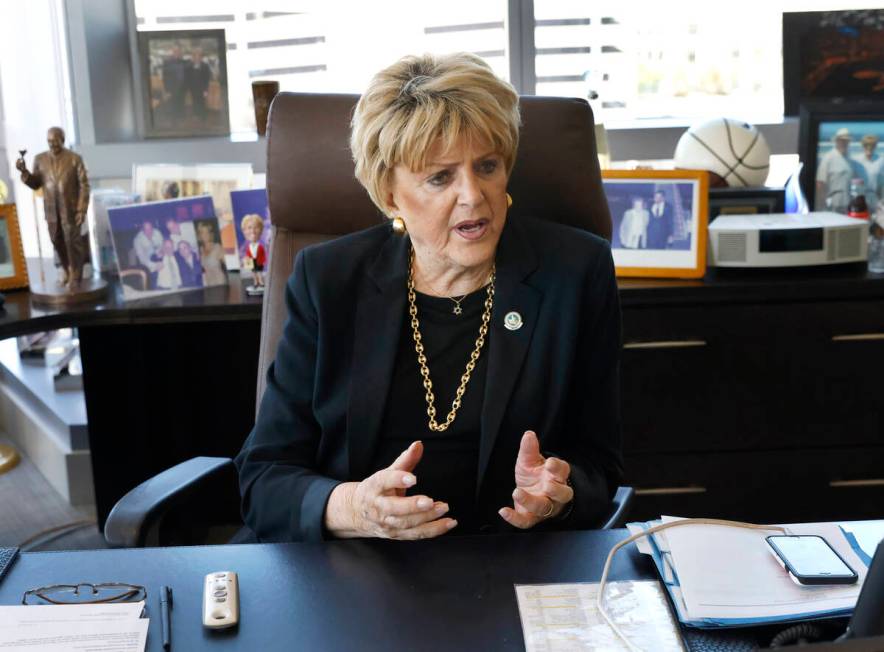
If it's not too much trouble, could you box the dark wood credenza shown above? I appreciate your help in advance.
[1,266,882,527]
[620,265,884,524]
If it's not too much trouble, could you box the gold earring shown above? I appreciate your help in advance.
[391,216,407,235]
[506,192,513,208]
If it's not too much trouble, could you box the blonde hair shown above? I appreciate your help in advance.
[241,214,265,232]
[350,52,520,215]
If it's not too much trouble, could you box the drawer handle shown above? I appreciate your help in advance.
[831,334,884,342]
[635,486,707,496]
[829,479,884,488]
[624,340,707,350]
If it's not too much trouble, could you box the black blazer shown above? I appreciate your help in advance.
[235,214,623,542]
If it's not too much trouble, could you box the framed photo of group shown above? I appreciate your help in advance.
[602,169,709,279]
[136,29,230,138]
[798,102,884,217]
[0,204,29,290]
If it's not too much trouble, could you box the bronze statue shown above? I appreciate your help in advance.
[16,127,91,289]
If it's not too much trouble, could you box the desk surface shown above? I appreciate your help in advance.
[1,262,882,341]
[0,530,651,651]
[0,268,262,341]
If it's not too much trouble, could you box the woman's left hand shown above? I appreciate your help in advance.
[498,431,573,529]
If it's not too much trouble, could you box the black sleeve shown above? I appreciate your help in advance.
[235,250,342,542]
[554,242,624,529]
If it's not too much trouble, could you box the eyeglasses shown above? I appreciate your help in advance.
[22,582,147,605]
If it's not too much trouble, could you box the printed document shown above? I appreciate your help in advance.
[0,602,147,652]
[515,580,684,651]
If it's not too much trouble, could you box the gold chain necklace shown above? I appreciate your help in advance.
[407,250,495,432]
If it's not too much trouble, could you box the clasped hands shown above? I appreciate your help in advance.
[325,431,573,540]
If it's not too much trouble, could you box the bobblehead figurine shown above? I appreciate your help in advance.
[240,213,266,296]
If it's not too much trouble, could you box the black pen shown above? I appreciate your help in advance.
[159,586,173,650]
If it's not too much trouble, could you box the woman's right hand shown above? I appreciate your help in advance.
[324,441,457,539]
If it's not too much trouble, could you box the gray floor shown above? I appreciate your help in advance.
[0,438,107,551]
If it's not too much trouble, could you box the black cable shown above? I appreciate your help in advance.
[769,623,826,647]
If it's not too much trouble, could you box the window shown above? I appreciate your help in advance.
[133,0,508,134]
[532,0,884,127]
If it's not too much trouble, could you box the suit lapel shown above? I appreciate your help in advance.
[346,232,409,479]
[477,217,541,496]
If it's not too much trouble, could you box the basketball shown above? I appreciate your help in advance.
[674,118,771,187]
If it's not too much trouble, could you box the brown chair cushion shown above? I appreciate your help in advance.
[258,92,612,407]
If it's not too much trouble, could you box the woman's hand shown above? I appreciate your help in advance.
[324,441,457,539]
[498,431,573,529]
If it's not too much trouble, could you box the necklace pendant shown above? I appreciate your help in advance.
[453,305,462,316]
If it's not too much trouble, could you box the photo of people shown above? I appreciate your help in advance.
[606,182,694,252]
[815,121,884,215]
[108,196,226,300]
[603,173,707,278]
[138,29,229,138]
[133,164,253,271]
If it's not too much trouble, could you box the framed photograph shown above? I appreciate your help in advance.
[603,169,709,279]
[230,188,271,270]
[798,102,884,216]
[0,204,29,290]
[783,10,884,117]
[107,196,227,301]
[708,187,785,223]
[137,29,230,138]
[133,163,253,270]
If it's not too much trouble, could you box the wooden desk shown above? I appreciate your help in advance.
[0,530,652,651]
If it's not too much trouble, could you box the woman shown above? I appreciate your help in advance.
[195,220,227,286]
[236,53,622,543]
[619,197,649,249]
[175,240,204,288]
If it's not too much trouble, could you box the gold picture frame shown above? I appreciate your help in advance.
[0,204,29,290]
[602,169,709,279]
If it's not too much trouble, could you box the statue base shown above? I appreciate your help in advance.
[0,443,20,474]
[30,275,109,306]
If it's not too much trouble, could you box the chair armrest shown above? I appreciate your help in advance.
[600,486,635,530]
[104,457,236,548]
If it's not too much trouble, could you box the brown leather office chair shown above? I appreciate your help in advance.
[104,93,630,547]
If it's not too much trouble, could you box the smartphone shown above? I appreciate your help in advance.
[766,535,858,586]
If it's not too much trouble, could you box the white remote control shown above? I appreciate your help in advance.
[202,571,239,629]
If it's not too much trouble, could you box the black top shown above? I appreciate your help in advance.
[236,215,624,542]
[370,286,490,535]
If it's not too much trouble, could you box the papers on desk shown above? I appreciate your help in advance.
[840,520,884,565]
[627,516,872,629]
[515,581,684,651]
[0,602,147,651]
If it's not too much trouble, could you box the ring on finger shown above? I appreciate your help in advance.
[540,498,555,518]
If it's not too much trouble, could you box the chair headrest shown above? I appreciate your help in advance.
[266,93,611,240]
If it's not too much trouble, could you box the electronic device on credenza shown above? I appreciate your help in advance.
[708,212,868,268]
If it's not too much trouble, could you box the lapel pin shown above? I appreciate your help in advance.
[504,311,523,331]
